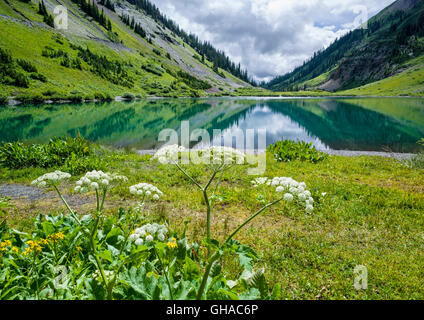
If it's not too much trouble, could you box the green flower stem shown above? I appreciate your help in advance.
[108,220,136,299]
[197,196,285,300]
[156,248,174,300]
[175,162,222,256]
[95,189,100,213]
[225,196,285,243]
[203,166,221,251]
[100,188,107,212]
[89,216,108,296]
[212,167,225,199]
[32,253,39,300]
[175,162,203,191]
[53,185,81,225]
[196,251,221,300]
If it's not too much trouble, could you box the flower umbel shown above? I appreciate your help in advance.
[130,223,168,245]
[75,170,127,193]
[129,183,163,200]
[31,171,71,188]
[153,145,186,164]
[253,177,316,212]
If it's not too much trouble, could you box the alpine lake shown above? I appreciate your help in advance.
[1,97,424,153]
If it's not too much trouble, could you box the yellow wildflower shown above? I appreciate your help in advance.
[48,232,65,243]
[24,239,44,255]
[167,239,178,249]
[23,247,32,256]
[0,240,12,251]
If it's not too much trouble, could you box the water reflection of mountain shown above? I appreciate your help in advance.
[265,100,424,152]
[0,98,423,152]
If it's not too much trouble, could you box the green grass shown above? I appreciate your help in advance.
[0,0,242,102]
[298,67,338,90]
[340,55,424,97]
[1,149,423,299]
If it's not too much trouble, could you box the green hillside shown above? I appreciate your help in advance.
[0,0,250,104]
[340,55,424,96]
[266,0,424,95]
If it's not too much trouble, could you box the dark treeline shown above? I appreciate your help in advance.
[38,0,54,28]
[125,0,255,85]
[73,45,134,88]
[99,0,115,12]
[121,14,147,38]
[70,0,112,31]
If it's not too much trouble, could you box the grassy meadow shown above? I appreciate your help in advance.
[1,145,423,299]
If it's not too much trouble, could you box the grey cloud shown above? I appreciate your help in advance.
[151,0,395,81]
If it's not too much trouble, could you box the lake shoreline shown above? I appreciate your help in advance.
[2,94,424,106]
[137,149,416,160]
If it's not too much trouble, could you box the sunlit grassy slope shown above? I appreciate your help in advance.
[341,55,424,97]
[0,0,247,101]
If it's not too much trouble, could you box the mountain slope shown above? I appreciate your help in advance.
[0,0,250,102]
[266,0,424,94]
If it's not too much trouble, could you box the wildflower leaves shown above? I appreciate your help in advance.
[267,140,328,164]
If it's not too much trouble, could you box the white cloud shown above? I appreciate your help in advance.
[150,0,395,82]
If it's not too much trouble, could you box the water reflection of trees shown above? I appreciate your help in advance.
[0,99,423,152]
[265,100,422,152]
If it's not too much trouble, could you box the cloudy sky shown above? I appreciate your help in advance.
[150,0,395,82]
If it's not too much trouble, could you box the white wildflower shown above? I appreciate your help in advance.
[31,171,71,188]
[131,223,168,244]
[276,186,285,193]
[75,170,127,193]
[191,146,246,166]
[284,193,294,202]
[257,176,316,212]
[135,238,144,246]
[129,183,163,199]
[129,233,139,241]
[153,145,186,164]
[90,182,99,190]
[298,193,307,201]
[251,177,269,187]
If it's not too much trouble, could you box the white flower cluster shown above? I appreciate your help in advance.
[153,144,246,166]
[74,170,127,193]
[252,177,315,213]
[251,177,269,187]
[201,146,246,166]
[31,171,71,187]
[129,223,168,245]
[129,183,163,200]
[153,145,186,164]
